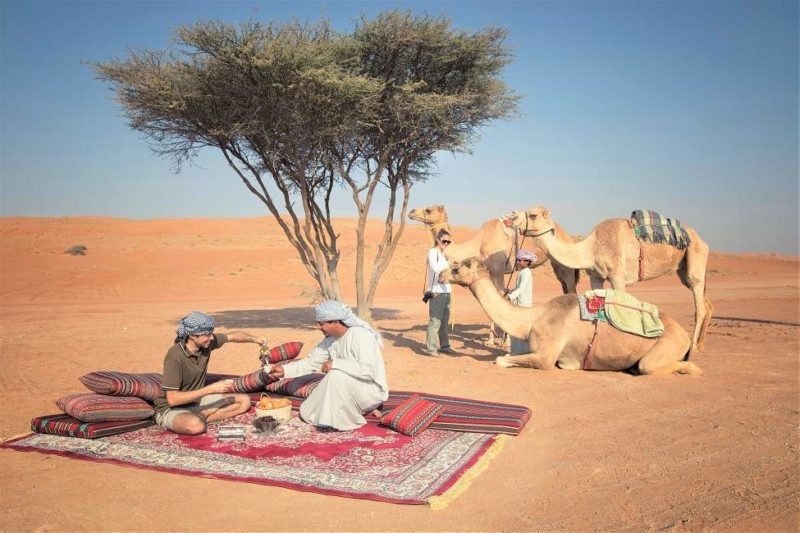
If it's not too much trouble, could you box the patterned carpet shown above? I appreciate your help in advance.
[3,411,507,507]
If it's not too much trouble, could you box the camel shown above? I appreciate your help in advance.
[408,205,580,294]
[439,257,702,375]
[510,206,712,356]
[409,204,579,345]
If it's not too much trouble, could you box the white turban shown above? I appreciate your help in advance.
[516,249,537,262]
[314,300,382,345]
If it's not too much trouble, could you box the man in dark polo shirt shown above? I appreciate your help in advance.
[154,311,267,435]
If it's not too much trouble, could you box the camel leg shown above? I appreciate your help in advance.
[487,321,500,346]
[485,268,509,345]
[589,273,605,290]
[607,273,627,291]
[495,351,556,370]
[637,322,702,376]
[551,262,577,294]
[697,296,713,350]
[678,262,711,356]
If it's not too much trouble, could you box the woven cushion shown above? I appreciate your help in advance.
[79,371,162,402]
[259,342,304,365]
[265,373,323,398]
[31,413,154,439]
[56,393,154,423]
[380,394,444,436]
[229,368,270,393]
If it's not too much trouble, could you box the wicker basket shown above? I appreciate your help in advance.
[254,394,292,423]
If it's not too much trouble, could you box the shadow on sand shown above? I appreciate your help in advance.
[210,306,405,331]
[380,322,503,362]
[175,306,503,362]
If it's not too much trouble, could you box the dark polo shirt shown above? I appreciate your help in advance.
[154,333,228,414]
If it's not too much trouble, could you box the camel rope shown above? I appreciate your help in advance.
[582,319,600,370]
[627,219,646,282]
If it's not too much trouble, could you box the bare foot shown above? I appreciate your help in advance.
[190,396,236,419]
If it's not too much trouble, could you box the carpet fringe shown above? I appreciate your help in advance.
[427,434,510,511]
[1,432,32,445]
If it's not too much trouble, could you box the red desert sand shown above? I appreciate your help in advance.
[0,216,798,531]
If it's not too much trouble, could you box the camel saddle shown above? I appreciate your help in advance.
[582,289,665,338]
[630,210,691,250]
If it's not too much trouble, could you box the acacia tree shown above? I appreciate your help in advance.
[94,11,518,318]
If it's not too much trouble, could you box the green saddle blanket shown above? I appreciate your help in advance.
[584,289,664,337]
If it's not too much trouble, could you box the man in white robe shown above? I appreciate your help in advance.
[267,300,388,431]
[506,249,536,355]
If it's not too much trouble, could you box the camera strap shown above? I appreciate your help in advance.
[422,250,438,293]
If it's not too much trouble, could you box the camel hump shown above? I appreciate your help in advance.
[630,210,691,249]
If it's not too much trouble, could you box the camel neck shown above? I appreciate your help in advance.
[535,230,595,270]
[468,277,534,339]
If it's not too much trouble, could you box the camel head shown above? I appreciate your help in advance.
[439,257,490,287]
[408,205,448,226]
[511,206,553,237]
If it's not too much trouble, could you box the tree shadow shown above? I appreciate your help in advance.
[380,322,503,362]
[713,316,800,327]
[178,306,501,362]
[209,306,406,331]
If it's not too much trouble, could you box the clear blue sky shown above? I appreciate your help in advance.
[1,0,797,254]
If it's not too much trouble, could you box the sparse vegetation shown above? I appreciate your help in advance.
[64,245,87,256]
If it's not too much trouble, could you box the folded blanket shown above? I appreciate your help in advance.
[631,210,691,249]
[583,289,664,338]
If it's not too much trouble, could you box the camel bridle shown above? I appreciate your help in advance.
[515,211,555,238]
[456,267,490,289]
[423,210,449,238]
[522,223,555,238]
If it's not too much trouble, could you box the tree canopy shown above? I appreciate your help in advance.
[94,11,519,317]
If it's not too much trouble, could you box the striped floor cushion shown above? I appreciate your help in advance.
[79,371,162,401]
[56,393,154,422]
[31,413,154,439]
[229,368,270,393]
[378,391,531,435]
[259,341,304,365]
[264,373,324,397]
[380,394,445,436]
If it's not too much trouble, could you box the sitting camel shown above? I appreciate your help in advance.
[439,257,702,375]
[510,207,712,356]
[408,204,580,293]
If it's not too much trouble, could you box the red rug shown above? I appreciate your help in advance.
[3,410,507,508]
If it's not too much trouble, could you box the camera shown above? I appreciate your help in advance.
[422,291,433,303]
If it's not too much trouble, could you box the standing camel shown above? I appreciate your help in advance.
[511,207,712,356]
[408,205,580,293]
[439,257,702,375]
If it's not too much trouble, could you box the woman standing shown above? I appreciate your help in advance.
[424,229,456,355]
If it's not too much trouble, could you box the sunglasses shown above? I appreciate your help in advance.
[440,240,452,245]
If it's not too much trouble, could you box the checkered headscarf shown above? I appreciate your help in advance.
[175,311,215,341]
